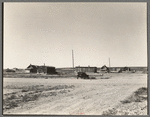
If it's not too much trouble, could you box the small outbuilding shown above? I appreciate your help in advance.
[37,66,56,74]
[5,68,15,72]
[26,64,39,73]
[121,67,131,72]
[100,65,110,73]
[75,66,97,73]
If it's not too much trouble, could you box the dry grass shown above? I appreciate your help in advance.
[121,87,147,104]
[102,87,147,115]
[3,84,75,111]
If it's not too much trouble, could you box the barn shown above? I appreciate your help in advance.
[26,64,56,74]
[75,66,97,73]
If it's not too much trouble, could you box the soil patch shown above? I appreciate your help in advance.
[102,87,147,115]
[3,85,75,111]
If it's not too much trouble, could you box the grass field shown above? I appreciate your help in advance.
[3,73,147,115]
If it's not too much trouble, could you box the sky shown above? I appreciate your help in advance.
[4,2,147,69]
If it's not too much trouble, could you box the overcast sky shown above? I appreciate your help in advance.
[4,2,147,69]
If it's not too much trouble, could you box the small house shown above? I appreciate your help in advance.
[100,65,110,73]
[26,64,56,74]
[75,66,97,73]
[121,67,131,72]
[26,64,39,73]
[37,66,56,74]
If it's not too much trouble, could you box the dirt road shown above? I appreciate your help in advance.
[3,73,147,115]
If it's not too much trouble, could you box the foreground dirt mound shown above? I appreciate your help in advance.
[120,87,147,104]
[102,87,147,115]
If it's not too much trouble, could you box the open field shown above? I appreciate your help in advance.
[3,73,147,115]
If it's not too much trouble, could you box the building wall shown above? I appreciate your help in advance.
[27,65,56,74]
[47,67,56,74]
[37,66,46,73]
[75,67,97,73]
[37,66,56,74]
[30,68,37,73]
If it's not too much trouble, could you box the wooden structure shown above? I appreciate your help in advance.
[75,66,97,73]
[26,64,56,74]
[100,65,110,73]
[37,66,56,74]
[120,67,131,72]
[26,64,38,73]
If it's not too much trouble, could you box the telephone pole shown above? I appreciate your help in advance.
[72,50,74,68]
[109,58,110,68]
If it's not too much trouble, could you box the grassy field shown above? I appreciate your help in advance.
[3,73,147,115]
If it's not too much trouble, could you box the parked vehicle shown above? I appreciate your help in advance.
[77,72,89,79]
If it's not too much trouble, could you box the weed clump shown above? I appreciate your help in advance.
[121,87,147,104]
[3,84,75,111]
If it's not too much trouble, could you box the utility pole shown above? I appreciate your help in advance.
[108,58,111,73]
[44,63,46,74]
[72,50,74,69]
[109,58,110,68]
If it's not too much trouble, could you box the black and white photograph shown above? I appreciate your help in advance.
[3,2,147,115]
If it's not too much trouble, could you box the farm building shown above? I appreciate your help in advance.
[26,64,39,73]
[75,66,97,73]
[100,65,110,73]
[109,67,121,73]
[121,67,131,71]
[26,64,56,74]
[37,66,56,74]
[5,68,15,72]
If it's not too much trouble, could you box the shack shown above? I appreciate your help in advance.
[26,64,38,73]
[75,66,97,73]
[26,64,56,74]
[37,66,56,74]
[100,65,110,73]
[121,67,131,72]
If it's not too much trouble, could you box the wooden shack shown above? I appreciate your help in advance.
[26,64,56,74]
[75,66,97,73]
[26,64,38,73]
[37,66,56,74]
[100,65,110,73]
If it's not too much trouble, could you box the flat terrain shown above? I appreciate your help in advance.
[3,73,147,115]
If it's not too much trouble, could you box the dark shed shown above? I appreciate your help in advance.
[37,66,56,74]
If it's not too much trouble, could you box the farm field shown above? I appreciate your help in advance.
[3,73,147,115]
